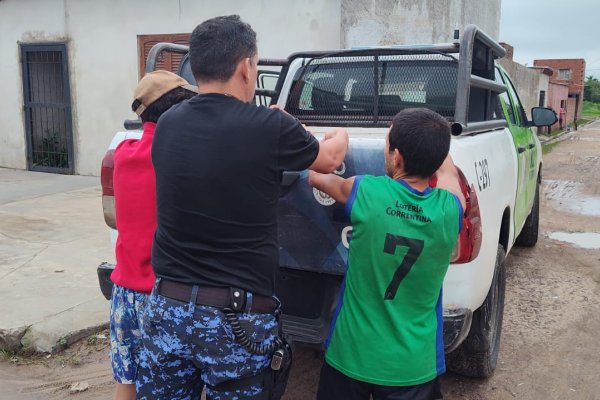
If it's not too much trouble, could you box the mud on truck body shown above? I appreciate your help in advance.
[99,25,556,378]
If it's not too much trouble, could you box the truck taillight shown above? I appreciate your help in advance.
[101,150,115,196]
[101,150,116,229]
[429,168,482,263]
[450,168,482,263]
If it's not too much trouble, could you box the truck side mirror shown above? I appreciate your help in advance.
[531,107,558,127]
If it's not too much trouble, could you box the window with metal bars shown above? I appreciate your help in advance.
[21,43,74,173]
[286,54,458,127]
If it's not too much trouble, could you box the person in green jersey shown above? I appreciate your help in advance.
[310,108,466,400]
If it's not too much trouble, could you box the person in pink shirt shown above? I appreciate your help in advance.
[110,70,196,400]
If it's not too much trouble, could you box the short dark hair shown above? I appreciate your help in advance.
[189,15,257,82]
[389,108,451,178]
[139,87,196,123]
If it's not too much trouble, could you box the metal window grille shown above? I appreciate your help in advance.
[21,44,74,173]
[286,54,458,127]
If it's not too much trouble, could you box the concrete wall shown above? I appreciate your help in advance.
[547,82,569,129]
[0,0,341,175]
[498,58,549,120]
[341,0,501,48]
[0,1,66,171]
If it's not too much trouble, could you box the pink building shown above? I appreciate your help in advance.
[533,59,586,127]
[547,82,570,129]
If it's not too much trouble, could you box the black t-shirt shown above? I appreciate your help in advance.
[151,93,319,296]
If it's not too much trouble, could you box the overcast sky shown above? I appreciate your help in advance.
[500,0,600,79]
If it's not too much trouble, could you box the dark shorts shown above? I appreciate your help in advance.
[317,361,443,400]
[138,280,279,400]
[109,284,148,384]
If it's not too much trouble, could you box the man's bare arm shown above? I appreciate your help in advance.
[435,155,466,211]
[308,172,355,204]
[309,128,349,173]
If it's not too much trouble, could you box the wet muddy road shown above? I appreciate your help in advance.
[1,121,599,399]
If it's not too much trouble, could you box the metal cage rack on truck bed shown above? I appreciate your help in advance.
[143,24,507,135]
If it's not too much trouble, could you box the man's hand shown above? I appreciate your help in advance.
[322,129,340,141]
[309,128,349,173]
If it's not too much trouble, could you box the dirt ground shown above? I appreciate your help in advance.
[1,121,599,399]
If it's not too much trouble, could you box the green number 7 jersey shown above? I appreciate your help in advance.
[325,175,462,386]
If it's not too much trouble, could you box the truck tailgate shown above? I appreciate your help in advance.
[278,137,385,274]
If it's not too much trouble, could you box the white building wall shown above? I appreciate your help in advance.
[0,0,342,175]
[0,0,67,171]
[341,0,501,47]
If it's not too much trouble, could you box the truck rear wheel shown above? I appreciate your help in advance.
[515,181,540,247]
[446,245,506,378]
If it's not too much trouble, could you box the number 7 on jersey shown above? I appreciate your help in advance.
[383,233,425,300]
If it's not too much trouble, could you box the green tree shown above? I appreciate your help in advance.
[584,75,600,103]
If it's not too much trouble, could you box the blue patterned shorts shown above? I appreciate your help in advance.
[109,284,148,384]
[138,280,279,400]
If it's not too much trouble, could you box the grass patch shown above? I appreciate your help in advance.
[548,128,563,136]
[581,101,600,121]
[0,349,29,365]
[58,336,68,350]
[0,349,18,362]
[86,334,99,346]
[543,142,560,154]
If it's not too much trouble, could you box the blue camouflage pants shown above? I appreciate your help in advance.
[138,279,279,400]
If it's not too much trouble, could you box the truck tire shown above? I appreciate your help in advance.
[515,181,539,247]
[446,245,506,378]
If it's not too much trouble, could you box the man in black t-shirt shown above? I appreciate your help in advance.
[138,15,349,400]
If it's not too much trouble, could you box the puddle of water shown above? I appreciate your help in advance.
[543,180,600,217]
[547,232,600,249]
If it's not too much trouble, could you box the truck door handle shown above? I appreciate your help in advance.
[528,143,536,149]
[281,171,301,187]
[517,145,526,154]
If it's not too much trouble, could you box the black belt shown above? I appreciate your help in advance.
[157,279,278,314]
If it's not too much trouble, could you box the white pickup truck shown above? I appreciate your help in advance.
[99,25,556,379]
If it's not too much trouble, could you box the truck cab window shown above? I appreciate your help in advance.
[504,77,529,127]
[286,55,457,126]
[495,68,516,125]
